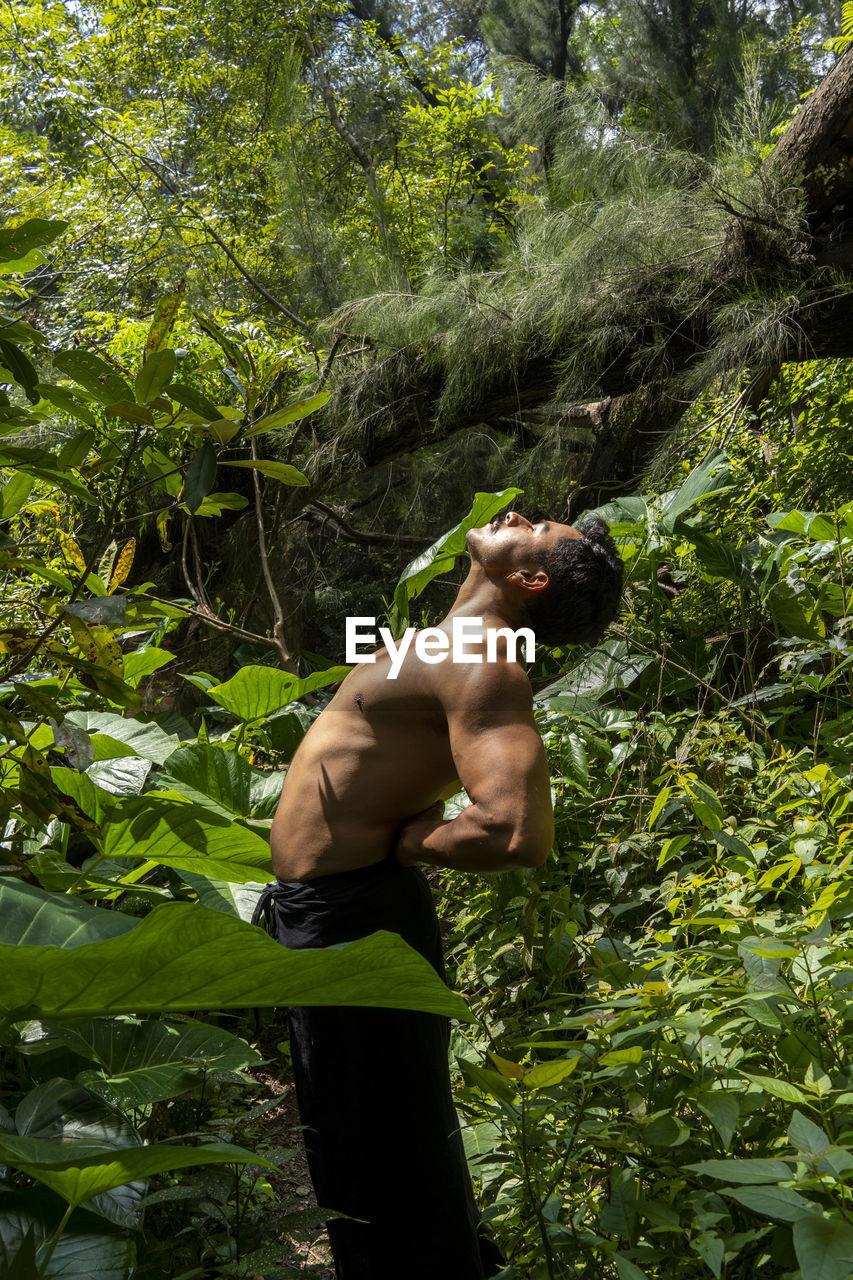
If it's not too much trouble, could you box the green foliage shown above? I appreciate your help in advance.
[2,5,853,1275]
[0,223,471,1278]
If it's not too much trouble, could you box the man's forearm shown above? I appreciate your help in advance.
[397,804,551,873]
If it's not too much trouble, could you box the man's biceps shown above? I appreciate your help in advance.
[451,726,544,785]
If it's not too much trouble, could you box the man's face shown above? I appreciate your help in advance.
[466,510,582,577]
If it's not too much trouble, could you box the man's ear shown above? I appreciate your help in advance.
[506,567,550,595]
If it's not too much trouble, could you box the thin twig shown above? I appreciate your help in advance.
[250,439,296,671]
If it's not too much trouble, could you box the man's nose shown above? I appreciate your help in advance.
[505,511,531,529]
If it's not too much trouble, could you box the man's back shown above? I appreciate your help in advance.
[271,624,477,880]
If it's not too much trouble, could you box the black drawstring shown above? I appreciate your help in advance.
[250,882,277,934]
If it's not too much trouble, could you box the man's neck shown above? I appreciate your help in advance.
[441,562,528,631]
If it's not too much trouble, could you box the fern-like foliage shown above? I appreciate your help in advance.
[315,74,825,466]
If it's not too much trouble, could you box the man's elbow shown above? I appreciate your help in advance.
[507,828,553,869]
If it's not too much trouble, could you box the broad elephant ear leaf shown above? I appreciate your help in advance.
[0,900,474,1022]
[0,881,136,948]
[99,792,273,882]
[207,665,350,721]
[391,488,522,634]
[41,1015,261,1108]
[0,1188,135,1280]
[0,1133,276,1211]
[160,742,253,814]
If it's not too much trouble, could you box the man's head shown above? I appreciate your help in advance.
[466,510,623,646]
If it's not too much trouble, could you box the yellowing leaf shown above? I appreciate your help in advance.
[601,1046,643,1066]
[66,616,123,676]
[58,532,87,574]
[489,1053,525,1080]
[109,539,136,590]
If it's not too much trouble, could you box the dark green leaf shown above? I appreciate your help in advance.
[722,1185,814,1223]
[134,348,176,404]
[183,441,217,513]
[793,1214,853,1280]
[0,881,136,948]
[0,219,68,264]
[170,382,221,421]
[0,340,39,401]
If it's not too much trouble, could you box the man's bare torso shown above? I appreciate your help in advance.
[270,631,471,881]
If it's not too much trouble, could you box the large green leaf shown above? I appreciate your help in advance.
[100,793,273,881]
[208,664,350,721]
[65,711,181,764]
[767,509,839,542]
[687,1158,795,1184]
[767,582,825,641]
[392,488,521,628]
[170,382,221,420]
[0,339,39,401]
[683,528,758,589]
[721,1184,814,1222]
[0,218,68,266]
[243,390,330,438]
[49,1014,261,1108]
[536,639,653,704]
[14,1080,138,1148]
[0,900,473,1021]
[176,871,267,921]
[121,646,174,688]
[0,1188,135,1280]
[656,450,733,532]
[182,441,217,513]
[11,1080,143,1229]
[0,1133,275,1210]
[793,1214,853,1280]
[0,450,96,505]
[134,348,176,404]
[36,382,97,427]
[193,311,250,377]
[0,881,136,948]
[160,742,253,813]
[0,472,34,519]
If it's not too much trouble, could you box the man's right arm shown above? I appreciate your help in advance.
[395,659,553,873]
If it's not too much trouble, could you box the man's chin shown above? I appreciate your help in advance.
[465,525,489,556]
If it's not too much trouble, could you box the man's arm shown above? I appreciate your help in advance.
[395,658,554,873]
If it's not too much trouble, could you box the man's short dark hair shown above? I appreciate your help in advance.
[525,516,623,646]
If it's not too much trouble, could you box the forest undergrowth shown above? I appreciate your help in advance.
[2,3,853,1275]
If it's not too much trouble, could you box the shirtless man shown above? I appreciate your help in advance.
[261,509,622,1280]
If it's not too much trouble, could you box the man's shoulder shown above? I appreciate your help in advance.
[434,644,534,712]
